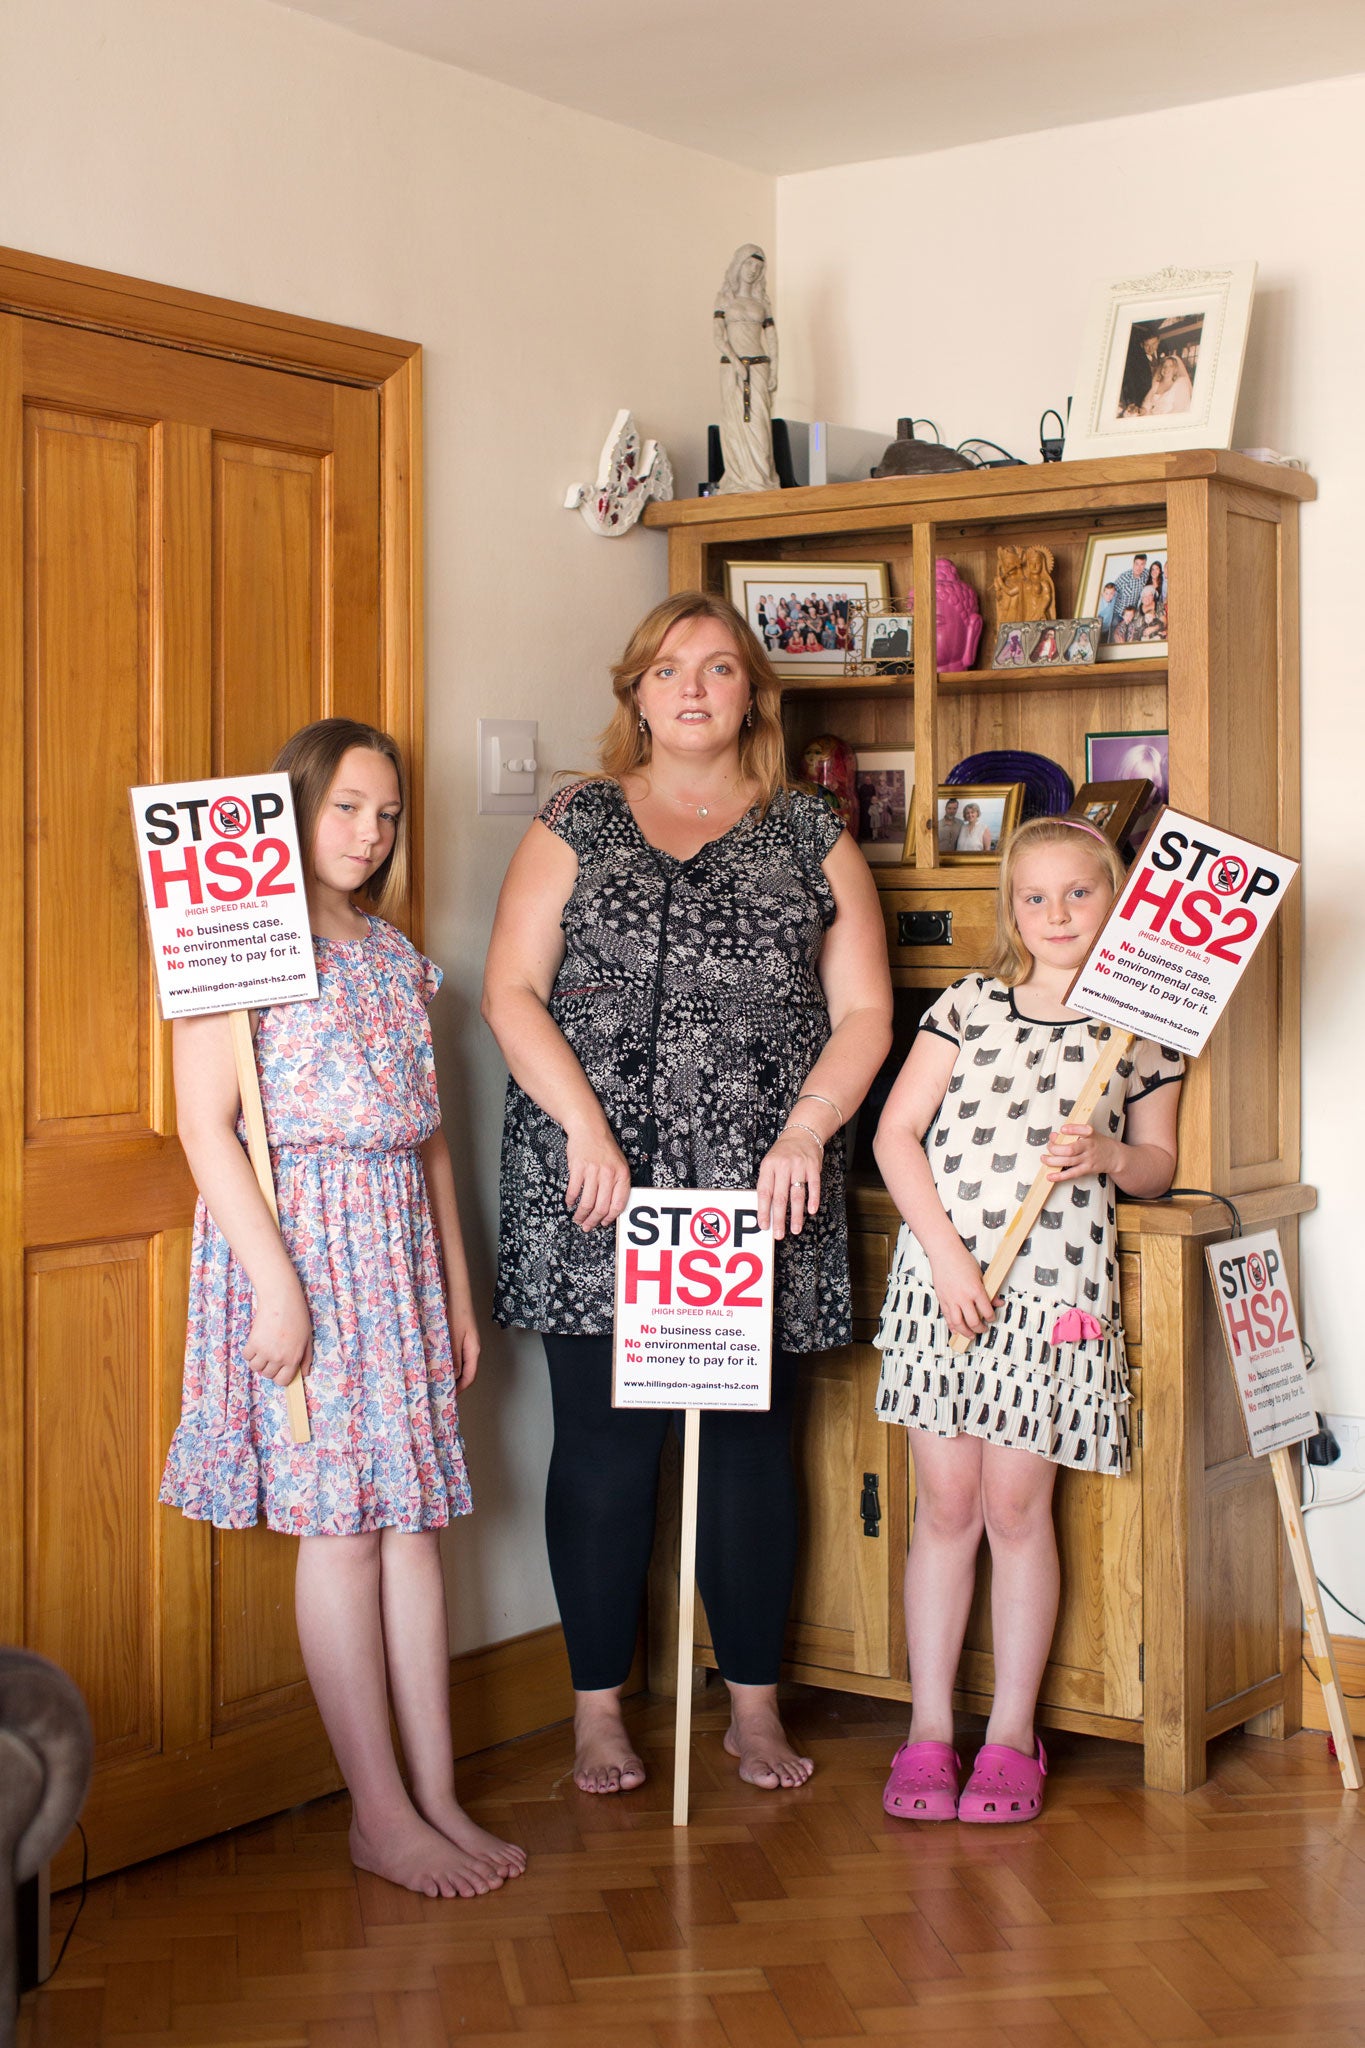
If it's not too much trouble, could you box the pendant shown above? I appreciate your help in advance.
[697,805,709,818]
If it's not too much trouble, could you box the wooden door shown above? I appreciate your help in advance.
[0,296,420,1881]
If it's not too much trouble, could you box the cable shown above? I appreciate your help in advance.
[1303,1653,1365,1701]
[956,437,1024,468]
[48,1821,89,1978]
[1318,1577,1365,1632]
[1162,1186,1243,1236]
[1304,1479,1365,1515]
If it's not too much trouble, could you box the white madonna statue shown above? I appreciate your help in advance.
[714,244,779,494]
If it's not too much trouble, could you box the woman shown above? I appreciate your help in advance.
[483,591,892,1796]
[954,801,994,854]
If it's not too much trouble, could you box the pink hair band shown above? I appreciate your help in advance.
[1058,816,1111,847]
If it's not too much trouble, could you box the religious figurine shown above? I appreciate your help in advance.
[564,409,674,535]
[714,245,779,493]
[800,734,858,834]
[993,545,1026,623]
[1020,545,1057,620]
[908,559,983,672]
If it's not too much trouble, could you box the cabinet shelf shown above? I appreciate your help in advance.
[781,656,1168,700]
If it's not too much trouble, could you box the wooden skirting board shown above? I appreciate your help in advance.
[1302,1628,1365,1739]
[55,1622,614,1887]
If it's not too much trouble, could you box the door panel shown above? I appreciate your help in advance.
[5,301,408,1878]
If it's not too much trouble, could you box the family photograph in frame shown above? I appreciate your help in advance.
[725,558,890,678]
[930,782,1024,865]
[1085,728,1169,848]
[1064,261,1256,461]
[1069,779,1153,849]
[1077,530,1168,659]
[853,747,915,865]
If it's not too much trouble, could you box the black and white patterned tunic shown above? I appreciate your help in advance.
[494,780,849,1352]
[875,975,1184,1471]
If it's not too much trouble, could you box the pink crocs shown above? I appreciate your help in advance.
[881,1739,961,1821]
[957,1738,1047,1824]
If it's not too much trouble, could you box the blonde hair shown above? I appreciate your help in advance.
[272,718,409,917]
[987,815,1125,984]
[598,590,792,809]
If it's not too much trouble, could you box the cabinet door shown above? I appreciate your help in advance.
[939,1401,1144,1723]
[786,1344,907,1681]
[1,311,404,1881]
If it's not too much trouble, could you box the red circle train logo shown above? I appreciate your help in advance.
[1208,853,1247,896]
[691,1209,731,1248]
[1246,1252,1268,1293]
[209,795,251,839]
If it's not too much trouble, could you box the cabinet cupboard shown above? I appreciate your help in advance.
[643,452,1314,1789]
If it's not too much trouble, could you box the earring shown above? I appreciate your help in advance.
[638,712,648,734]
[744,705,753,728]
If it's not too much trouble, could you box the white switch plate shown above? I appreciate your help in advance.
[1325,1415,1365,1474]
[478,719,539,815]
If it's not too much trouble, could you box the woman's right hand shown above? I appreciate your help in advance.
[928,1238,997,1341]
[244,1287,314,1386]
[565,1123,632,1232]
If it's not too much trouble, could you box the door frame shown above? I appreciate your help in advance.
[0,242,424,1654]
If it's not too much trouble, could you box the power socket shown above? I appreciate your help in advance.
[1325,1414,1365,1474]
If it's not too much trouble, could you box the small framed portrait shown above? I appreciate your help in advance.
[1065,262,1256,460]
[1077,530,1168,661]
[725,559,890,679]
[862,611,914,665]
[992,622,1032,668]
[928,782,1025,866]
[1085,729,1169,847]
[1068,780,1152,848]
[1058,618,1100,665]
[853,748,915,865]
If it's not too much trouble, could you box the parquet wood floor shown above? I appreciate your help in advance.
[18,1686,1365,2047]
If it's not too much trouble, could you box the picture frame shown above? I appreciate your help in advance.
[726,559,890,678]
[1068,779,1152,848]
[861,609,914,667]
[1085,729,1169,848]
[924,782,1025,866]
[1077,530,1168,661]
[991,617,1100,669]
[1064,261,1257,461]
[853,748,915,865]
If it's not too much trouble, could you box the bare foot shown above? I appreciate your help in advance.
[723,1688,814,1790]
[418,1792,526,1879]
[572,1693,646,1794]
[349,1809,505,1899]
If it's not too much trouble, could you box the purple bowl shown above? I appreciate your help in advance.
[945,750,1073,820]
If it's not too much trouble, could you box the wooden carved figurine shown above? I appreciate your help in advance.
[1020,545,1057,620]
[993,545,1025,623]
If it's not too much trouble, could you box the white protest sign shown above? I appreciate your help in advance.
[1066,807,1299,1056]
[613,1188,773,1412]
[1205,1229,1315,1458]
[130,774,318,1019]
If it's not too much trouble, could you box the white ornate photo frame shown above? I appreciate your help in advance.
[1065,262,1257,461]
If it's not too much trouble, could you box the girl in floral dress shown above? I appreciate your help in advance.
[160,719,524,1900]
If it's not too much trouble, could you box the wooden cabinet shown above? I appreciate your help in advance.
[644,452,1313,1790]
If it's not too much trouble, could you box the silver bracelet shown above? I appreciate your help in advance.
[782,1118,825,1153]
[795,1090,844,1126]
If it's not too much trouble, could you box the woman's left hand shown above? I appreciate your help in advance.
[1043,1123,1121,1184]
[449,1314,480,1391]
[758,1127,824,1240]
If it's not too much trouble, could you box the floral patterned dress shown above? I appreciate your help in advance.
[159,917,472,1535]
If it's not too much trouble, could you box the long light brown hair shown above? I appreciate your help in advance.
[986,815,1126,984]
[598,590,792,809]
[272,718,409,917]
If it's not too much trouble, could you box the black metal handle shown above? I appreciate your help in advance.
[860,1472,881,1537]
[898,909,952,947]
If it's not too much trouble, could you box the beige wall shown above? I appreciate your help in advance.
[0,0,773,1648]
[777,73,1365,1624]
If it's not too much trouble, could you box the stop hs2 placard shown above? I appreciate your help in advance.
[613,1189,774,1412]
[130,774,318,1019]
[1204,1229,1315,1458]
[1066,808,1299,1057]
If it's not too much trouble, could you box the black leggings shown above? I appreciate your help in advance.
[543,1333,801,1691]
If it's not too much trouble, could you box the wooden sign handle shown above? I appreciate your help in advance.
[949,1029,1135,1355]
[672,1408,701,1826]
[1269,1447,1362,1790]
[228,1009,311,1447]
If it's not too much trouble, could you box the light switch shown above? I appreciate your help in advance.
[478,719,540,815]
